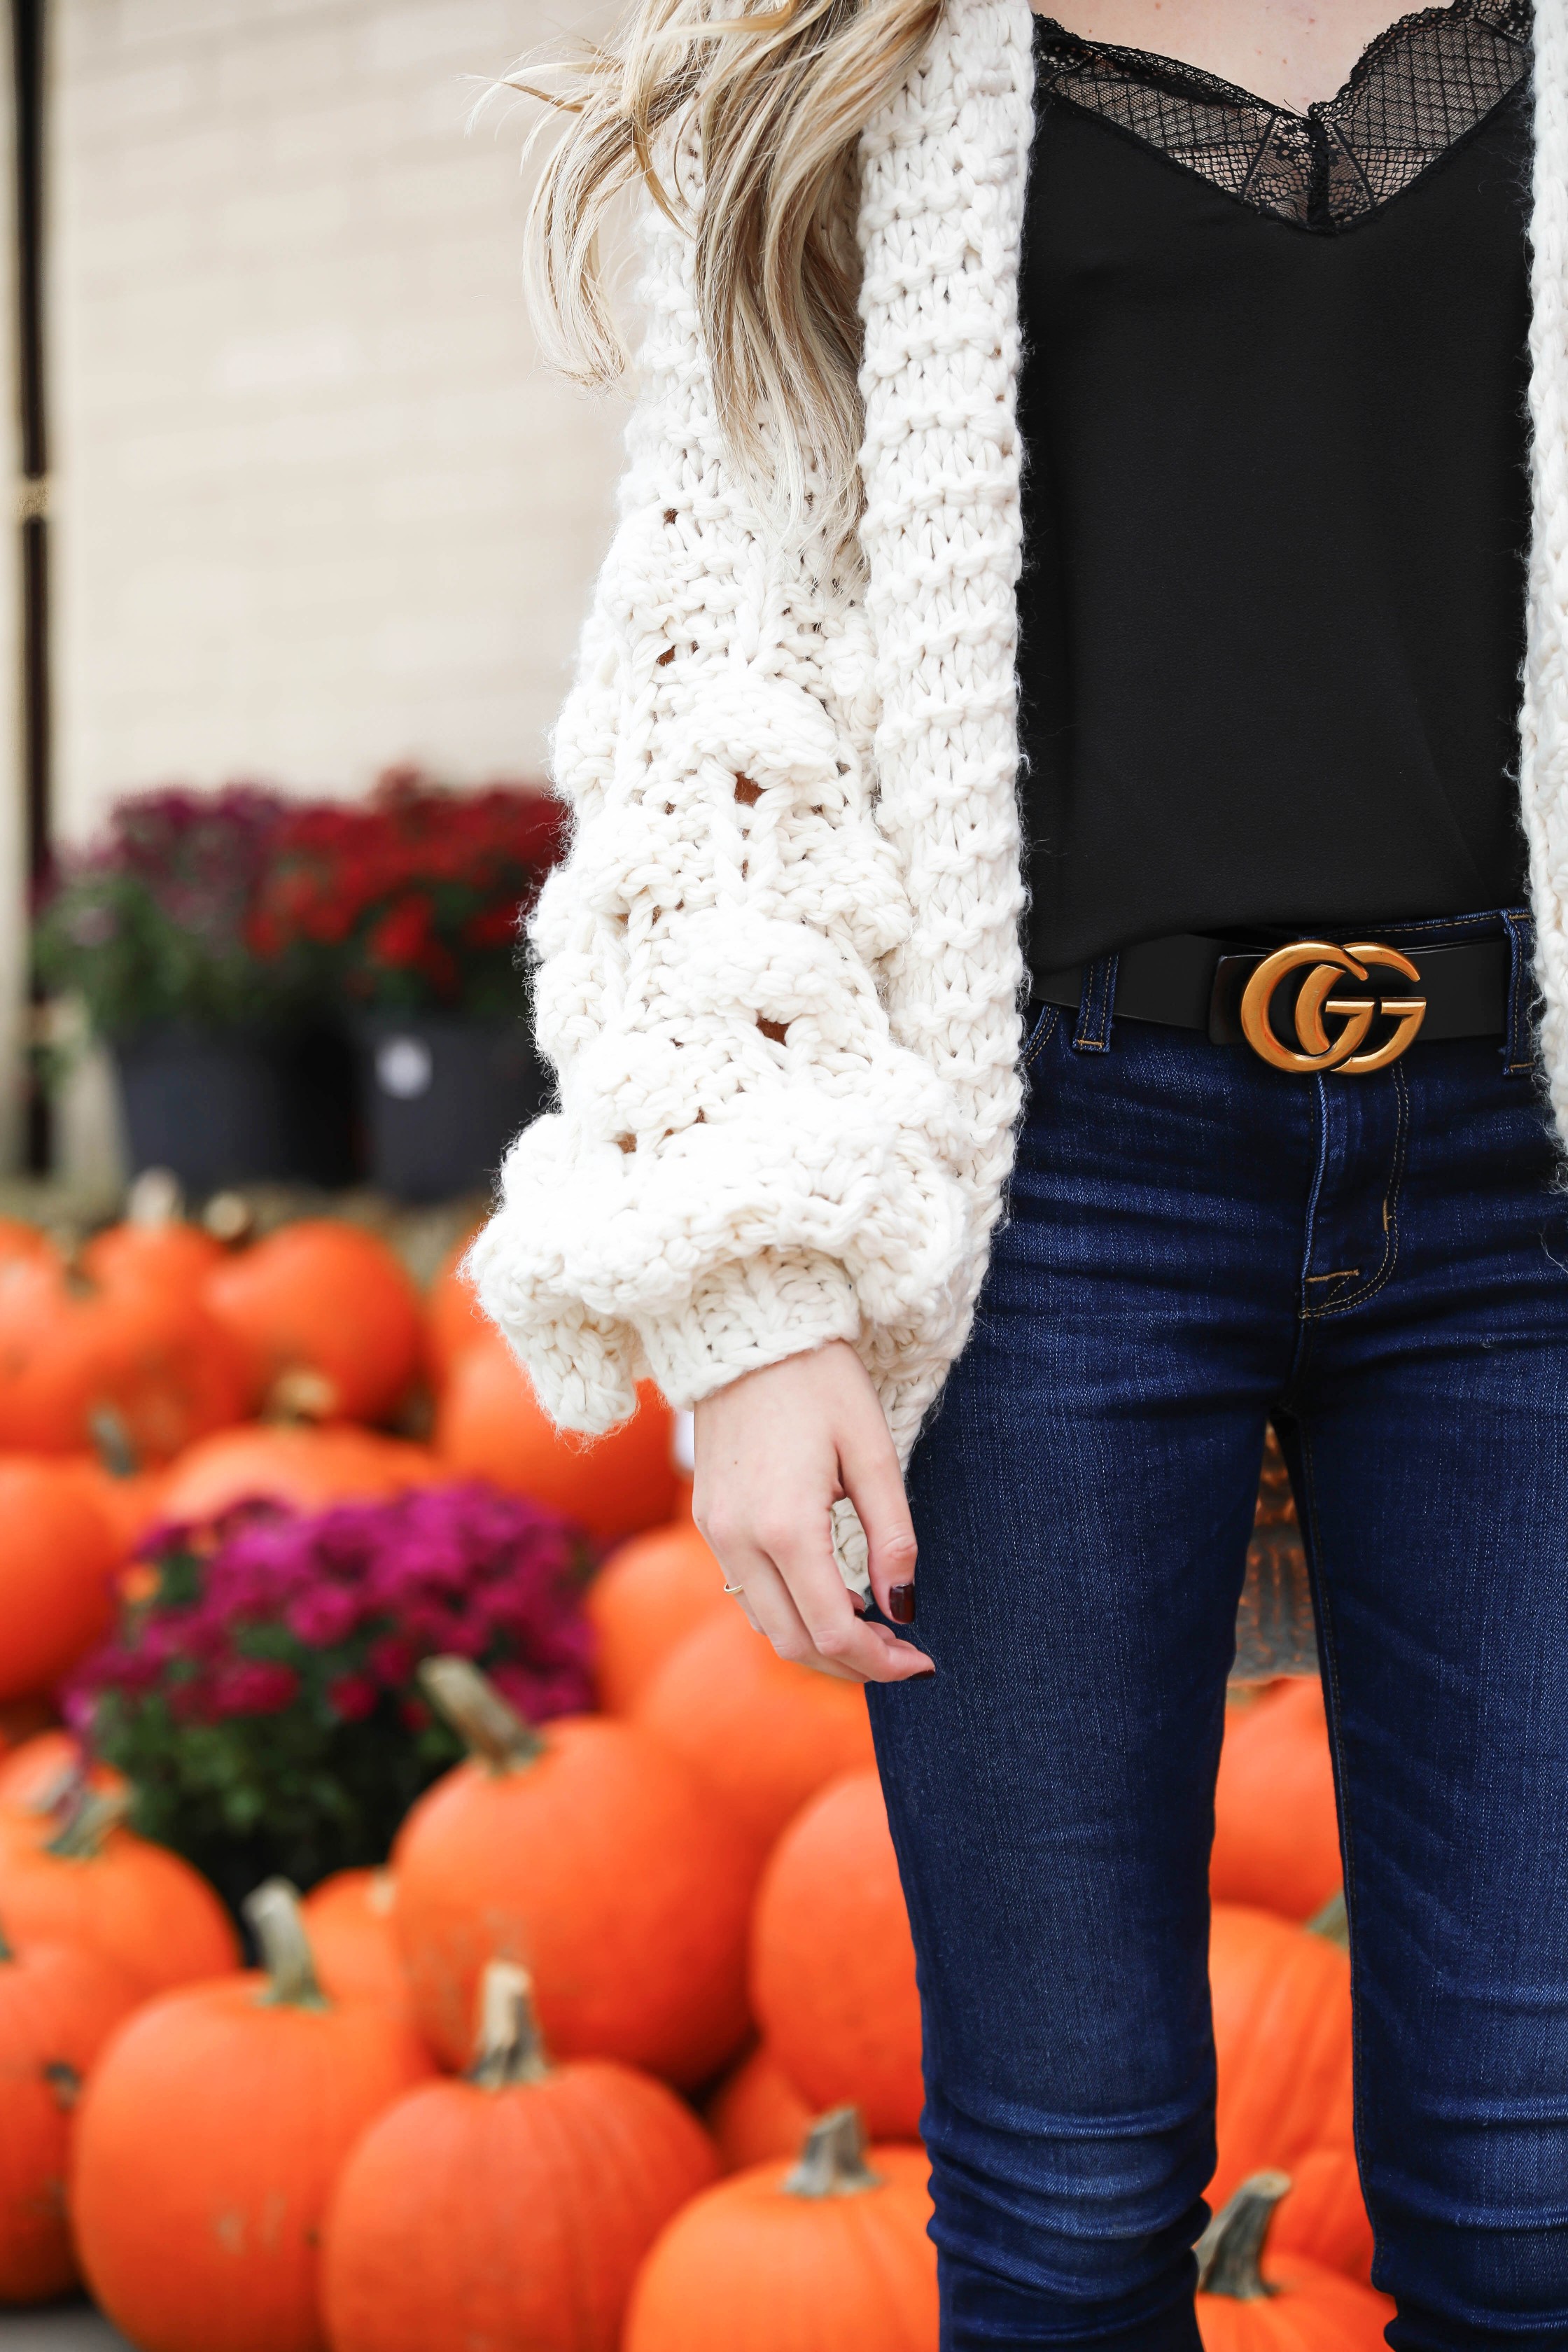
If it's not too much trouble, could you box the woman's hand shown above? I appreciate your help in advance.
[692,1340,935,1684]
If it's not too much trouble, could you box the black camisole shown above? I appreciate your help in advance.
[1016,0,1534,981]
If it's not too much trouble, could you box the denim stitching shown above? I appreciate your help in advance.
[1308,1062,1410,1320]
[1503,910,1538,1077]
[1021,1002,1060,1070]
[1072,953,1118,1054]
[1296,1074,1335,1325]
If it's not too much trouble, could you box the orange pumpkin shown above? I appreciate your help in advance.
[1212,1679,1342,1921]
[1210,1904,1354,2209]
[158,1422,442,1525]
[422,1234,485,1385]
[393,1659,755,2085]
[0,1733,125,1822]
[322,1959,718,2352]
[0,1461,121,1701]
[707,2043,817,2173]
[1269,2145,1375,2286]
[1196,2171,1393,2351]
[750,1769,923,2140]
[0,1919,140,2302]
[203,1220,423,1425]
[587,1520,731,1713]
[635,1606,876,1847]
[626,2106,937,2352]
[300,1870,408,2016]
[80,1220,225,1305]
[0,1787,239,1996]
[0,1254,247,1464]
[59,1456,173,1555]
[434,1331,678,1544]
[73,1878,435,2352]
[0,1220,53,1270]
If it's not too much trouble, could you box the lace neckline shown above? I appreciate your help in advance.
[1032,0,1532,227]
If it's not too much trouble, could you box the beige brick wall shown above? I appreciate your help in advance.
[49,0,627,840]
[0,48,22,1173]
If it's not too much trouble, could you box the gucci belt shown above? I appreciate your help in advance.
[1238,941,1424,1073]
[1032,931,1513,1074]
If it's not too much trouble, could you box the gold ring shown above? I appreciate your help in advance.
[722,1582,745,1596]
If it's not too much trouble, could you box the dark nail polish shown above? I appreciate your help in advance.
[888,1583,917,1625]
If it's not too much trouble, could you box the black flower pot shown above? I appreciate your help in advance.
[113,1026,360,1194]
[355,1013,550,1203]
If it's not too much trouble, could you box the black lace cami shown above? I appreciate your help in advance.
[1017,0,1534,981]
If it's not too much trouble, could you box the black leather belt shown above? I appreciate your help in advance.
[1033,931,1511,1074]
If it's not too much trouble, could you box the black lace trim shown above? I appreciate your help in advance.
[1034,0,1531,227]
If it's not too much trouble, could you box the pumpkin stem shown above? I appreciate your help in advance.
[203,1191,255,1246]
[466,1961,552,2090]
[88,1405,140,1480]
[419,1658,545,1771]
[1307,1887,1349,1948]
[126,1167,185,1227]
[46,1786,131,1860]
[783,2107,886,2199]
[244,1879,329,2010]
[1195,2171,1292,2298]
[24,1756,89,1820]
[265,1366,340,1425]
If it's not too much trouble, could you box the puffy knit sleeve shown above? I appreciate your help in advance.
[466,176,972,1434]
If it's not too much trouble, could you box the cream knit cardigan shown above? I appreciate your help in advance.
[472,0,1568,1501]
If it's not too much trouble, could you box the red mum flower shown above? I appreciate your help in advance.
[368,895,434,969]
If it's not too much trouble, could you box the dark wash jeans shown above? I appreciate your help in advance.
[866,913,1568,2352]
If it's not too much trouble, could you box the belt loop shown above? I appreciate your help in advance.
[1072,952,1119,1054]
[1502,911,1536,1079]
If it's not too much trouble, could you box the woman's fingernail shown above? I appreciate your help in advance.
[888,1583,917,1624]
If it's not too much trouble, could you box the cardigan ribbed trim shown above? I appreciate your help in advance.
[469,0,1564,1581]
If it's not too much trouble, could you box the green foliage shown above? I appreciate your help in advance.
[90,1670,461,1915]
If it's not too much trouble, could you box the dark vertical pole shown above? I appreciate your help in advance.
[11,0,48,1171]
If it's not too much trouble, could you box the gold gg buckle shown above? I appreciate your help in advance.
[1240,941,1427,1074]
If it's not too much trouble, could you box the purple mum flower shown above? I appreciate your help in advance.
[67,1478,597,1746]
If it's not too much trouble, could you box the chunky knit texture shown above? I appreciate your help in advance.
[1524,0,1568,1123]
[473,0,1567,1533]
[470,0,1033,1511]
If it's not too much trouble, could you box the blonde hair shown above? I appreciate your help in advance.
[512,0,941,538]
